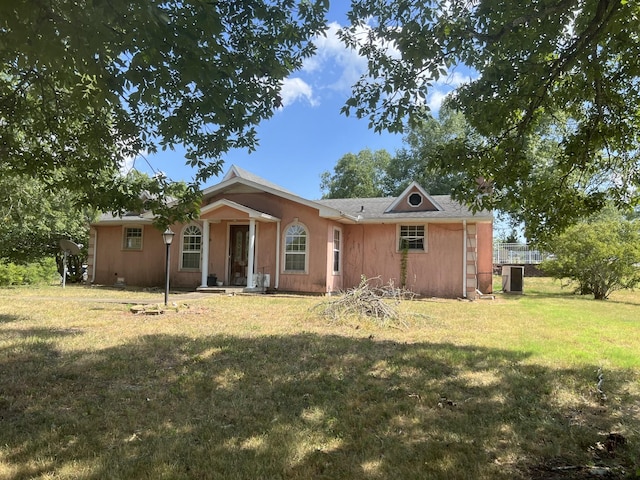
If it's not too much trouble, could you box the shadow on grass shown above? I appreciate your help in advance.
[1,334,638,479]
[0,314,21,324]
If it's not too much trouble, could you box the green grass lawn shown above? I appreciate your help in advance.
[0,278,638,479]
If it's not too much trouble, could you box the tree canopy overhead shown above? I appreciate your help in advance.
[1,0,328,224]
[341,0,640,241]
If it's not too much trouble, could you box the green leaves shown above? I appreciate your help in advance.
[320,149,392,199]
[0,173,96,263]
[1,0,329,224]
[342,0,640,239]
[541,208,640,299]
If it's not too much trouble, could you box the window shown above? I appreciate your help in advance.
[399,225,426,251]
[333,228,341,274]
[181,225,202,270]
[284,223,307,272]
[408,192,423,207]
[123,227,143,250]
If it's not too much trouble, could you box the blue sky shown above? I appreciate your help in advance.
[129,4,468,200]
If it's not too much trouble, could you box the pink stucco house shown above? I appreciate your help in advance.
[88,165,493,298]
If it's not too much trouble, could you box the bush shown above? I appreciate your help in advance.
[0,258,59,286]
[541,212,640,300]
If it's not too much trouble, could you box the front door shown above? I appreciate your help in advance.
[230,225,249,286]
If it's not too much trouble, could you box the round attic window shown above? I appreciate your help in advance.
[408,192,423,207]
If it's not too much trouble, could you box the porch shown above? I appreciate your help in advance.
[197,199,280,291]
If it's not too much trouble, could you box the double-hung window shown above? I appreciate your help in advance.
[333,228,341,274]
[123,227,143,250]
[398,225,426,251]
[181,225,202,270]
[284,223,307,272]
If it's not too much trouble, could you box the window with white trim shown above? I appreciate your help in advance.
[123,227,143,250]
[408,192,423,207]
[181,224,202,270]
[398,225,426,251]
[333,228,341,274]
[284,223,308,272]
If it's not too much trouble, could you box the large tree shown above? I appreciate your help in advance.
[0,173,93,263]
[1,0,328,225]
[321,108,478,199]
[320,148,391,198]
[383,107,478,196]
[341,0,640,241]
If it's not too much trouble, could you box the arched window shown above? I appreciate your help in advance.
[284,223,307,272]
[181,224,202,270]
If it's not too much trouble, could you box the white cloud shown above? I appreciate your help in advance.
[303,22,371,93]
[280,77,318,107]
[427,90,450,112]
[285,20,477,112]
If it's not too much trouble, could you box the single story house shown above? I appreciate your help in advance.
[88,165,493,298]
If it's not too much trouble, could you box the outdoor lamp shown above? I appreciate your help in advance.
[163,228,175,305]
[162,228,175,246]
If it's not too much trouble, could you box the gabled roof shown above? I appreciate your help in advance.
[385,181,443,213]
[202,164,343,218]
[221,165,298,197]
[200,198,279,222]
[316,195,492,223]
[94,166,492,225]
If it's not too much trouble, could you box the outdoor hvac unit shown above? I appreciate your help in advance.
[252,273,271,289]
[501,265,524,293]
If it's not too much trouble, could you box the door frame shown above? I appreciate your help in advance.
[226,222,258,286]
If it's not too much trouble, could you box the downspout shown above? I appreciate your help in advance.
[91,227,98,284]
[462,220,467,298]
[275,219,280,289]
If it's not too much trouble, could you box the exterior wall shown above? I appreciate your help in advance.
[92,224,167,287]
[342,222,466,298]
[92,222,203,289]
[91,188,492,297]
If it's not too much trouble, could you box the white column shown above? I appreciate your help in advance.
[200,219,210,287]
[247,219,256,288]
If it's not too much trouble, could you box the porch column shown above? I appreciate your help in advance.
[200,219,210,287]
[247,218,256,288]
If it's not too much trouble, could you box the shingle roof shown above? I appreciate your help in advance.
[223,165,298,196]
[316,196,492,222]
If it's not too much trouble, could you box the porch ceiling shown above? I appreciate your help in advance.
[200,199,280,222]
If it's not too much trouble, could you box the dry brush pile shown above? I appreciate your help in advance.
[312,276,418,326]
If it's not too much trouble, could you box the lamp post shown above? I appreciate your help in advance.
[162,228,175,306]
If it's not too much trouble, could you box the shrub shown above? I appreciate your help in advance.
[541,212,640,300]
[0,258,59,286]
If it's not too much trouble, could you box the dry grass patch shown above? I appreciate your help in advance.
[0,282,639,479]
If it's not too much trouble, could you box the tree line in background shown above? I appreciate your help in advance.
[2,0,640,291]
[320,107,470,200]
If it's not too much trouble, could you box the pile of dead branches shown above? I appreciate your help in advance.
[313,276,417,325]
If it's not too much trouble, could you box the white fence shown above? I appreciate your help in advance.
[493,243,548,265]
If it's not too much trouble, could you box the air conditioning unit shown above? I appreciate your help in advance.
[501,265,524,293]
[252,273,270,288]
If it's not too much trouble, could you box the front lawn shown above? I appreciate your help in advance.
[0,278,638,479]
